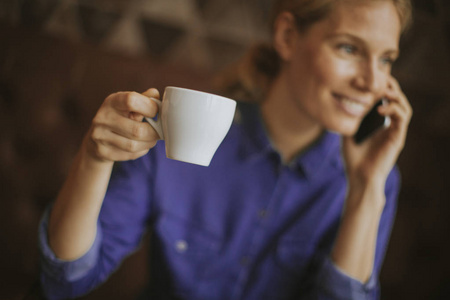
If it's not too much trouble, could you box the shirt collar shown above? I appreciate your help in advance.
[237,102,274,161]
[294,131,342,179]
[237,102,342,179]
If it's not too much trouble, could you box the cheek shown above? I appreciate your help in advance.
[313,55,355,88]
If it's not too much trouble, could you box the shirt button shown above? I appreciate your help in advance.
[258,209,268,219]
[240,256,250,266]
[175,240,188,253]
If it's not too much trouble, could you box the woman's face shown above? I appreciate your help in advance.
[280,0,401,135]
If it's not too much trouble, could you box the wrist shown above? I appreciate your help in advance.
[347,168,387,188]
[72,143,114,181]
[80,132,115,168]
[346,178,386,213]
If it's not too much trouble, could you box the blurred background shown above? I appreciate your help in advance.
[0,0,449,299]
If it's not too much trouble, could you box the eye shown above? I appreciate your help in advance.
[337,43,358,55]
[380,56,396,66]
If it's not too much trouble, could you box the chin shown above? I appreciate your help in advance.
[325,120,359,136]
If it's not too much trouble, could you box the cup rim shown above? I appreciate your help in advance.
[165,86,236,104]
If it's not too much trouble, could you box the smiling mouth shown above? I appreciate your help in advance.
[333,94,369,117]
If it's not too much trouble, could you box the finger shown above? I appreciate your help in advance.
[385,77,412,115]
[378,100,410,123]
[137,88,162,122]
[107,92,158,119]
[378,101,410,142]
[94,110,160,142]
[93,141,150,162]
[92,126,157,153]
[381,93,412,121]
[104,131,156,153]
[141,88,160,100]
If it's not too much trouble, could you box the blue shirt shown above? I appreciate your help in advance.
[39,103,400,300]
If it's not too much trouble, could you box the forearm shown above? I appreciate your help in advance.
[48,135,114,260]
[331,178,385,283]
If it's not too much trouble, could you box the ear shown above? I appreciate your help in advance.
[273,12,299,61]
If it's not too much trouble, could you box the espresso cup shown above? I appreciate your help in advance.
[145,87,237,167]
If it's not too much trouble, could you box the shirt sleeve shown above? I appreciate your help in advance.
[311,167,400,300]
[39,207,102,281]
[39,149,158,300]
[39,207,103,300]
[313,257,377,299]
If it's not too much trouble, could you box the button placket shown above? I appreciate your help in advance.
[234,163,291,299]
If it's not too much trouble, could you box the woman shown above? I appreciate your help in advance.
[39,0,413,299]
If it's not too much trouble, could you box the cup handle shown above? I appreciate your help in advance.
[144,97,164,140]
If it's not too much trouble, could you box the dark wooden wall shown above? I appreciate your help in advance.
[0,0,449,299]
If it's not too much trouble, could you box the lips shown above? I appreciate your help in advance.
[333,93,370,117]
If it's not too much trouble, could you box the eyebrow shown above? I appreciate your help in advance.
[327,32,399,57]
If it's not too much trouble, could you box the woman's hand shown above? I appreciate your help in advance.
[84,88,161,163]
[343,76,412,189]
[331,78,412,281]
[48,88,161,260]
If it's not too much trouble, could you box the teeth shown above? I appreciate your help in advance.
[340,97,366,115]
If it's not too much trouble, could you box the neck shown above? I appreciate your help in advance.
[260,75,324,163]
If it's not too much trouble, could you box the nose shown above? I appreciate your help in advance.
[353,59,385,95]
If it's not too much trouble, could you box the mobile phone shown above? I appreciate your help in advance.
[354,99,390,144]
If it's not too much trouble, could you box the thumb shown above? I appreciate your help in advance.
[128,88,161,121]
[342,135,356,150]
[141,88,160,100]
[341,135,361,162]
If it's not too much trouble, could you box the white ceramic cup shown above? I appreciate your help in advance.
[145,87,237,167]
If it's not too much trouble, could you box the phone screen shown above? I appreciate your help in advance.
[354,99,389,144]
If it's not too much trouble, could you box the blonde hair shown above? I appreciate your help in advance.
[215,0,412,102]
